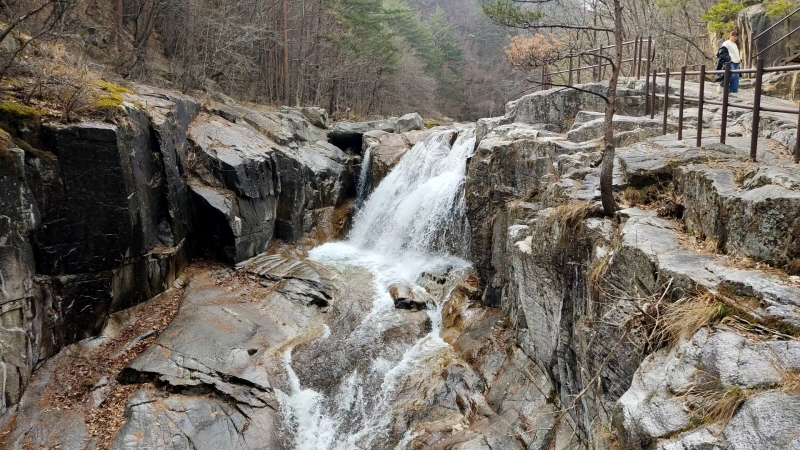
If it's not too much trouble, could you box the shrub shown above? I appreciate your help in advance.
[702,0,745,36]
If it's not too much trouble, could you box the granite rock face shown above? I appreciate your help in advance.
[465,78,800,449]
[0,88,352,415]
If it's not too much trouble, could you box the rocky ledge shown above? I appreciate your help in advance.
[464,79,800,448]
[0,82,423,420]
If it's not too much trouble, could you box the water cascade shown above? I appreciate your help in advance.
[276,127,477,449]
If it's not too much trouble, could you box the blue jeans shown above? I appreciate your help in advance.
[723,62,740,93]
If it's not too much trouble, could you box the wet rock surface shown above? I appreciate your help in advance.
[0,87,358,415]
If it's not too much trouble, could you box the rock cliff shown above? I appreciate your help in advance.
[0,86,359,417]
[465,79,800,448]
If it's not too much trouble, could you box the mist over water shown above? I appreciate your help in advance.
[275,127,477,449]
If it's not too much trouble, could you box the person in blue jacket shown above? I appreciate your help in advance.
[715,30,741,94]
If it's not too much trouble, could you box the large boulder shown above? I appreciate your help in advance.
[566,113,674,145]
[328,118,397,151]
[507,82,646,131]
[396,112,425,133]
[361,129,433,194]
[187,113,279,263]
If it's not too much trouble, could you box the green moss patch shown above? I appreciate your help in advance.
[0,101,47,122]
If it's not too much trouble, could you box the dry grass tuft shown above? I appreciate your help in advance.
[660,292,733,345]
[780,370,800,393]
[588,255,611,301]
[621,185,657,207]
[683,382,748,426]
[785,259,800,276]
[548,200,591,231]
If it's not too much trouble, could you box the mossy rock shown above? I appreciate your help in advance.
[0,101,47,122]
[91,80,138,115]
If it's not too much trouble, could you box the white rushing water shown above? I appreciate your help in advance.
[277,127,476,449]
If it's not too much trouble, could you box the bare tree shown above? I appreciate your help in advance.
[0,0,73,79]
[484,0,623,215]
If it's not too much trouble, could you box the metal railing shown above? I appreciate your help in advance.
[644,58,800,163]
[748,5,800,68]
[545,36,654,86]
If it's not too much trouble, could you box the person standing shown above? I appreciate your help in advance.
[715,30,741,94]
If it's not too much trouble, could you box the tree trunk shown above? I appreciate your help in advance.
[600,0,624,216]
[282,0,290,105]
[115,0,123,51]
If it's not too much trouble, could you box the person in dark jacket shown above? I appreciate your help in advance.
[715,30,741,94]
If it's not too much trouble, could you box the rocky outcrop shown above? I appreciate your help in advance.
[567,112,676,146]
[362,129,433,192]
[0,87,354,416]
[507,80,647,131]
[617,328,800,449]
[738,4,800,67]
[0,144,40,414]
[465,80,800,448]
[396,112,425,133]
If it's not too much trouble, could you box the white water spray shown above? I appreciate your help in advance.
[278,127,476,449]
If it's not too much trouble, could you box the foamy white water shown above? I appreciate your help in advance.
[278,127,476,449]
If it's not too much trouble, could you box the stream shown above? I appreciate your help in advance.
[275,127,477,449]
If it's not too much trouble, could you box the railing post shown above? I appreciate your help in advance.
[662,68,670,135]
[678,66,686,140]
[645,36,652,81]
[637,37,644,79]
[650,70,657,119]
[542,66,547,89]
[569,55,574,86]
[721,61,731,144]
[644,69,651,116]
[697,65,706,147]
[795,105,800,164]
[596,46,603,81]
[750,58,764,161]
[632,37,639,78]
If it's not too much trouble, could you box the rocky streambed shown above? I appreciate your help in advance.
[2,79,800,449]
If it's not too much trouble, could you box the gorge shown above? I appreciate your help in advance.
[1,76,800,450]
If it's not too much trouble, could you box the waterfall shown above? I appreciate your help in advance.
[276,127,476,449]
[348,129,474,260]
[355,143,373,207]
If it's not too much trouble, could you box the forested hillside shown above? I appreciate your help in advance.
[1,0,522,120]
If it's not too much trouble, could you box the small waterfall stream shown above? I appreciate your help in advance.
[276,127,476,449]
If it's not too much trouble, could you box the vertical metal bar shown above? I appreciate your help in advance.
[542,66,547,89]
[697,65,706,147]
[721,62,731,144]
[650,70,657,119]
[596,46,603,82]
[644,69,651,116]
[645,36,652,82]
[569,55,574,85]
[750,58,764,161]
[632,38,639,77]
[795,106,800,164]
[678,66,686,140]
[637,37,644,79]
[662,68,670,135]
